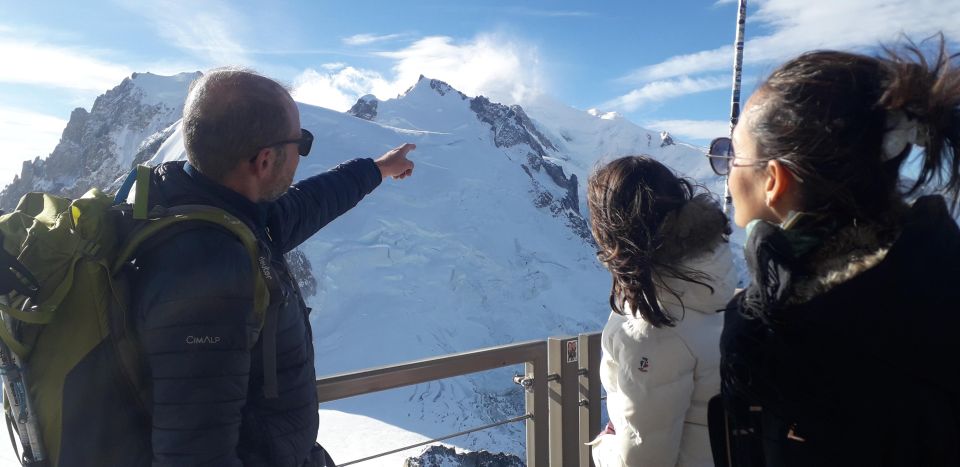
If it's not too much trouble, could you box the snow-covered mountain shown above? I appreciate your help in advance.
[1,72,728,463]
[0,72,200,210]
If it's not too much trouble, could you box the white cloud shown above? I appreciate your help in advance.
[0,39,132,91]
[378,34,544,104]
[292,67,392,111]
[713,0,737,5]
[604,75,730,112]
[627,0,960,82]
[117,0,251,65]
[0,107,67,186]
[322,62,347,71]
[292,34,546,111]
[342,33,409,46]
[645,119,731,141]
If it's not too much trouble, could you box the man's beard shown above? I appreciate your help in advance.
[262,152,294,201]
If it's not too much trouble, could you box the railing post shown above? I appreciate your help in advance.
[578,333,602,467]
[548,337,582,467]
[526,351,549,467]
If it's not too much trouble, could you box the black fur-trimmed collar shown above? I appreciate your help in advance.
[738,203,909,319]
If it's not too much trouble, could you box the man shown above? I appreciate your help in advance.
[132,69,414,466]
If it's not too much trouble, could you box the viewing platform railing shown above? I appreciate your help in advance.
[315,332,603,466]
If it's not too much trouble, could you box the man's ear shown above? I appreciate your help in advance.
[764,159,795,209]
[249,148,274,179]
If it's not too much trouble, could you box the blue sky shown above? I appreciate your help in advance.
[1,0,958,185]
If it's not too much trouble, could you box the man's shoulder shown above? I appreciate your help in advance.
[133,226,256,314]
[135,227,253,283]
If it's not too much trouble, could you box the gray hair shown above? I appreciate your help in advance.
[182,68,294,181]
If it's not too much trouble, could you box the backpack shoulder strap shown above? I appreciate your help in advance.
[112,204,271,328]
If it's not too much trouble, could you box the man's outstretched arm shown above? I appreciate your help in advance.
[270,143,416,252]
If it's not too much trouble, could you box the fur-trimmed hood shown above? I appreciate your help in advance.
[786,211,901,305]
[738,195,958,319]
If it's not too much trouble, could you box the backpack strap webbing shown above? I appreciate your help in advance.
[113,167,138,206]
[0,240,39,299]
[259,267,282,399]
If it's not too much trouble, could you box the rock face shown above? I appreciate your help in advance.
[348,94,379,121]
[284,249,318,298]
[468,95,591,243]
[404,445,525,467]
[660,130,675,147]
[425,76,468,100]
[0,72,200,210]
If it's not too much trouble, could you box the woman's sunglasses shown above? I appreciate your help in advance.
[705,137,735,176]
[704,136,773,176]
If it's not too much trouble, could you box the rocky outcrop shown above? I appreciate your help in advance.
[660,130,674,147]
[285,248,318,298]
[405,445,525,467]
[0,72,199,210]
[348,94,379,121]
[470,95,591,243]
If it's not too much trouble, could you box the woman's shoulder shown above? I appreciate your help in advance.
[603,310,695,362]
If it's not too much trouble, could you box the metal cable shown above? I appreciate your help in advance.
[338,413,533,466]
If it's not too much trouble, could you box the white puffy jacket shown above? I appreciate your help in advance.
[591,244,737,467]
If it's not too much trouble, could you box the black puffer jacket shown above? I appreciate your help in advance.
[715,196,960,466]
[132,160,381,466]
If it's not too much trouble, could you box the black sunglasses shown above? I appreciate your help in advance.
[705,136,735,176]
[705,136,790,180]
[254,128,314,161]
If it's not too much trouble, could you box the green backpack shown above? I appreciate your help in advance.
[0,165,272,466]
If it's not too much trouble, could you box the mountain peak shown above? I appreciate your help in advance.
[127,71,201,107]
[347,94,379,120]
[403,75,468,100]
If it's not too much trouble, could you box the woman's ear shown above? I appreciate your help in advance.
[764,160,800,218]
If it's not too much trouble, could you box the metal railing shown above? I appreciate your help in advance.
[314,332,603,467]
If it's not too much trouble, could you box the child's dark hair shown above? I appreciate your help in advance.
[587,155,730,327]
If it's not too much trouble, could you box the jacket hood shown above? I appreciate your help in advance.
[658,242,738,317]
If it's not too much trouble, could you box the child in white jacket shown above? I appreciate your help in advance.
[586,156,737,467]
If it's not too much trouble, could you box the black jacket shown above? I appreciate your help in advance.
[715,196,960,466]
[132,159,381,466]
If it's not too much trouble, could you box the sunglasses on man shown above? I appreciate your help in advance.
[252,128,314,162]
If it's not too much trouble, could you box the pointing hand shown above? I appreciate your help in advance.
[374,143,416,180]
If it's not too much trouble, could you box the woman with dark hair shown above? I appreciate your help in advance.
[587,156,737,466]
[710,39,960,466]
